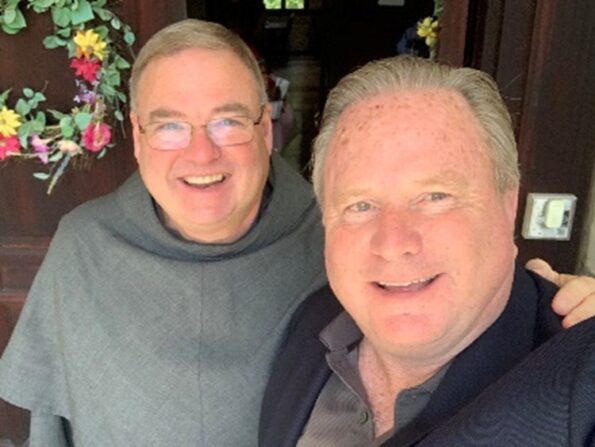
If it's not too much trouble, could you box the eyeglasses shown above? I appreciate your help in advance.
[138,106,265,151]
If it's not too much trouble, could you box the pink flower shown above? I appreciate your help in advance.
[70,57,102,83]
[0,135,21,160]
[31,134,51,164]
[82,122,111,152]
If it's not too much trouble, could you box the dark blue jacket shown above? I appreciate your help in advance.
[416,316,595,446]
[259,265,561,447]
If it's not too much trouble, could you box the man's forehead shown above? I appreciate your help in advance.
[323,88,489,187]
[330,88,479,149]
[338,88,468,125]
[135,48,261,118]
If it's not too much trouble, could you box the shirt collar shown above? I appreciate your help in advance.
[319,310,363,353]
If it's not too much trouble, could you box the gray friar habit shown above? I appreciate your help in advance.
[0,153,326,446]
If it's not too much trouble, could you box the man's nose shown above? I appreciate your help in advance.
[370,209,423,261]
[183,127,221,162]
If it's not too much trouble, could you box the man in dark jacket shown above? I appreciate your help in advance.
[414,316,595,447]
[260,55,595,447]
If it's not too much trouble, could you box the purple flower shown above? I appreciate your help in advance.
[31,134,51,164]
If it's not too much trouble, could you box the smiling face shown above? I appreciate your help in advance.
[131,47,273,243]
[322,89,519,367]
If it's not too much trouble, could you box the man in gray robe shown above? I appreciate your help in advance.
[0,20,326,446]
[0,19,593,447]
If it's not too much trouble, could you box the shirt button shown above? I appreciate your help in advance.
[358,410,370,425]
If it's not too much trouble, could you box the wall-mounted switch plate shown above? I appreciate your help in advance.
[521,193,577,240]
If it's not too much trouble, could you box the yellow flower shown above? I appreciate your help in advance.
[0,106,22,137]
[417,17,440,48]
[74,29,107,61]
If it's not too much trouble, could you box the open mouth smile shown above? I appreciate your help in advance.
[375,274,440,292]
[182,174,226,188]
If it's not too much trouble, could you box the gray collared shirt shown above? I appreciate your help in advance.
[297,312,448,447]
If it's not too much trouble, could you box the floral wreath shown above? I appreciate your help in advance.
[0,0,135,193]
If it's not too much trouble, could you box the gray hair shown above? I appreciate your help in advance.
[129,19,267,110]
[312,55,520,202]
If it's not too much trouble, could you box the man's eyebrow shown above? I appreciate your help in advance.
[416,170,469,188]
[212,103,253,116]
[147,103,254,122]
[147,108,186,122]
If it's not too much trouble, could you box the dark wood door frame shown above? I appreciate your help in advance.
[441,0,595,272]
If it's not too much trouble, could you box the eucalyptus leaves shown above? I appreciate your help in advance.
[0,0,135,194]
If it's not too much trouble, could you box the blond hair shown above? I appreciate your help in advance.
[129,19,267,110]
[312,55,519,201]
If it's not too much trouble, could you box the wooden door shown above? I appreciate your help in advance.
[0,1,187,442]
[440,0,595,272]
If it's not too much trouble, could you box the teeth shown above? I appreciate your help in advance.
[184,174,224,185]
[378,275,436,288]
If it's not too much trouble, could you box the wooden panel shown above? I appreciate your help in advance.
[514,0,595,271]
[441,0,595,272]
[438,0,470,66]
[0,1,188,443]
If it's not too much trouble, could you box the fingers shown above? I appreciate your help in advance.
[525,258,559,283]
[525,258,576,287]
[552,276,595,327]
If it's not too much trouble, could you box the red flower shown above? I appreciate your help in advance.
[0,135,21,160]
[70,57,102,83]
[82,122,112,152]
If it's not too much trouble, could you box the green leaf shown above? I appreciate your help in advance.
[95,25,109,39]
[35,111,47,126]
[33,172,51,180]
[107,70,121,86]
[124,30,135,46]
[60,117,74,138]
[110,17,121,30]
[17,121,34,147]
[115,56,130,70]
[92,0,107,8]
[22,87,33,98]
[66,40,77,58]
[18,133,28,149]
[0,89,11,106]
[70,0,94,25]
[49,151,64,162]
[3,9,16,24]
[51,7,71,27]
[48,109,66,120]
[62,124,74,138]
[100,83,115,96]
[32,92,47,104]
[56,27,71,37]
[114,110,124,121]
[0,24,21,35]
[31,0,56,13]
[31,119,45,133]
[15,98,30,116]
[1,8,26,32]
[74,112,92,130]
[97,147,107,159]
[93,7,110,21]
[43,35,67,49]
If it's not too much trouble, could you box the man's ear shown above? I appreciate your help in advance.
[130,111,142,161]
[504,185,520,225]
[259,102,274,154]
[503,185,520,258]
